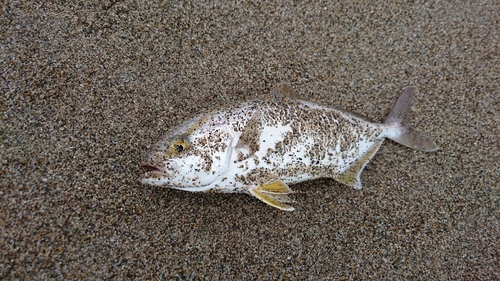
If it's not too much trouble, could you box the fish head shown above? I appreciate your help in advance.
[140,115,235,191]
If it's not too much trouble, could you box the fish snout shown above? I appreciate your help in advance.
[139,162,163,172]
[139,160,178,174]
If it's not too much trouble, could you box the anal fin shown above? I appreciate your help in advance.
[249,180,295,211]
[335,140,384,189]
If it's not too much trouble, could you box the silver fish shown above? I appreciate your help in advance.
[140,86,438,211]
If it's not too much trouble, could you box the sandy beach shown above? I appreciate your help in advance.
[1,1,498,279]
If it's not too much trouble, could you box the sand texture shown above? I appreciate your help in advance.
[1,1,499,279]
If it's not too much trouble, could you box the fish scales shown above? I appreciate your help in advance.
[239,98,379,182]
[140,86,438,211]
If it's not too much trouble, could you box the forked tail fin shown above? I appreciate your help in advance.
[384,87,439,152]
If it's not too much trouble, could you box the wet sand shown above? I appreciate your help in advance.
[1,1,499,279]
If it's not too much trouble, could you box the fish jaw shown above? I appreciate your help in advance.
[139,162,173,186]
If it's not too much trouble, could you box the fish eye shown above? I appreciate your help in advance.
[168,136,190,154]
[173,144,184,152]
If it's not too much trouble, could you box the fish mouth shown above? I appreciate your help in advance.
[139,162,170,179]
[140,162,163,172]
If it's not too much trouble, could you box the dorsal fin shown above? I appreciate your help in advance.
[342,109,376,123]
[275,85,375,122]
[273,84,301,99]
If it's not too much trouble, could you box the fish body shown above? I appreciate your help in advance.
[140,86,438,210]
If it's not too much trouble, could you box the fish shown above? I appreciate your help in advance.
[140,86,438,211]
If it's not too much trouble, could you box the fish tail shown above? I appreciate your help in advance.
[383,87,439,152]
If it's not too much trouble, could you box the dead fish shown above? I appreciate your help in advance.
[140,86,438,211]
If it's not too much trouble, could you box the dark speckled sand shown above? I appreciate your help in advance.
[1,1,499,279]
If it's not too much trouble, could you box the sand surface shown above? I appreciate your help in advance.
[1,1,499,279]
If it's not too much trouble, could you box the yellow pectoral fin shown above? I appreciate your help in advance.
[257,180,293,194]
[249,181,295,211]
